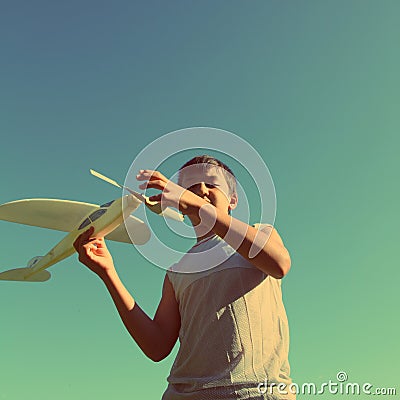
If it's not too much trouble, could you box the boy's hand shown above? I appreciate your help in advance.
[73,226,115,279]
[136,170,208,219]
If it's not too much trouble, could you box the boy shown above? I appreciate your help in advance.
[74,155,294,399]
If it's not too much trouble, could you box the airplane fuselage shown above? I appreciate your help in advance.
[24,195,141,279]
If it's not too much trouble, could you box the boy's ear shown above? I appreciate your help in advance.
[228,192,238,211]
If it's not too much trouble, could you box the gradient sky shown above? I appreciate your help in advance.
[1,1,399,399]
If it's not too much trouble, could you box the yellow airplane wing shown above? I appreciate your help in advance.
[0,198,148,244]
[106,215,150,245]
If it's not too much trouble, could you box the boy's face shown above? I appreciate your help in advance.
[180,165,237,214]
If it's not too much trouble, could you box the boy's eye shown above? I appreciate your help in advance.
[185,184,195,192]
[186,183,218,191]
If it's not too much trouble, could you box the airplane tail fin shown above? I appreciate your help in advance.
[0,256,50,282]
[0,267,51,282]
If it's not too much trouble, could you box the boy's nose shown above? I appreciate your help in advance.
[197,182,209,196]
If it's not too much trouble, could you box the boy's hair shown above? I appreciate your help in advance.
[177,155,237,195]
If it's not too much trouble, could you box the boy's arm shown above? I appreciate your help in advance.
[136,170,291,279]
[101,271,180,362]
[200,210,291,279]
[73,227,180,362]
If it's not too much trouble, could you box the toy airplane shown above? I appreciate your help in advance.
[0,170,184,282]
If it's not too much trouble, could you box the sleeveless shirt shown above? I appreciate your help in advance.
[162,225,295,400]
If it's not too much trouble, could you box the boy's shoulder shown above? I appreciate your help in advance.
[168,222,274,275]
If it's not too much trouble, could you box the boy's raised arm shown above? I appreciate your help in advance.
[136,170,291,279]
[201,212,291,279]
[73,227,180,362]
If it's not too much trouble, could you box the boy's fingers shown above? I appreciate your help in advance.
[136,169,154,180]
[148,194,162,202]
[149,170,167,180]
[93,237,107,248]
[73,234,86,252]
[73,227,95,251]
[136,170,167,181]
[138,179,165,190]
[84,226,95,237]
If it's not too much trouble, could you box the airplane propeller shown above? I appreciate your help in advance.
[90,169,184,222]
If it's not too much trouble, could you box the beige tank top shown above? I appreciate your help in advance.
[163,225,295,400]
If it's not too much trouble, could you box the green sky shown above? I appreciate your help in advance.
[1,1,399,399]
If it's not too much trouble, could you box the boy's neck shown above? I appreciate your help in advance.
[191,208,232,243]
